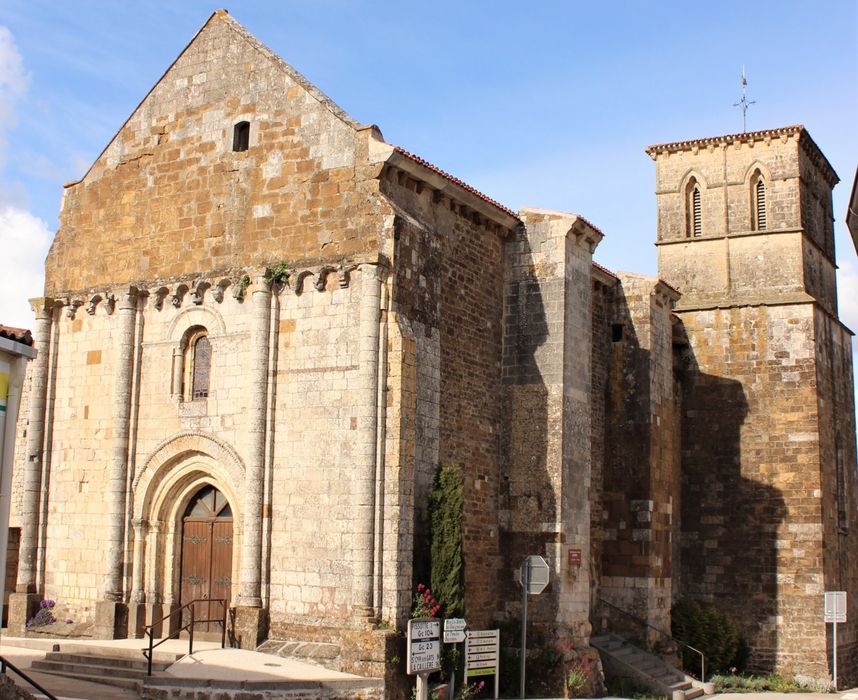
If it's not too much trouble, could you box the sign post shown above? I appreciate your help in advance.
[444,618,467,699]
[464,629,500,699]
[518,555,550,699]
[407,618,441,700]
[824,591,846,690]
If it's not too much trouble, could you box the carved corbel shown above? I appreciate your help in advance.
[338,265,355,289]
[105,293,116,314]
[212,279,230,303]
[293,270,314,295]
[153,287,169,311]
[171,284,189,308]
[315,266,337,292]
[191,281,210,305]
[66,299,83,319]
[86,294,103,315]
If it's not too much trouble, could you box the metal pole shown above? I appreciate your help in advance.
[833,620,837,691]
[417,671,428,700]
[448,642,456,700]
[520,559,529,699]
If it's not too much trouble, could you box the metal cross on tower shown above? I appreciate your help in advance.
[733,65,756,133]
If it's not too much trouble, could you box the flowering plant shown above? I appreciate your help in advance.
[458,680,485,699]
[26,599,57,628]
[411,583,442,619]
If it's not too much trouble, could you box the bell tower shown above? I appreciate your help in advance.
[647,126,858,681]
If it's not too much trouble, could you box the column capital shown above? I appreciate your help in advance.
[113,286,140,311]
[28,297,56,321]
[131,518,149,539]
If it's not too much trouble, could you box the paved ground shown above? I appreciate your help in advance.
[0,635,361,699]
[0,634,856,699]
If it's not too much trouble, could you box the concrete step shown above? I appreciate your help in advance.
[29,650,173,692]
[593,631,712,699]
[256,638,342,671]
[35,651,171,672]
[28,667,142,691]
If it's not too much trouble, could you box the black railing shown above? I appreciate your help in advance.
[142,598,228,676]
[1,655,59,700]
[597,596,706,682]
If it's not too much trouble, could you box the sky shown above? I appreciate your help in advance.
[0,0,856,337]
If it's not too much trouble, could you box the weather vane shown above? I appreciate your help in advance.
[733,65,756,133]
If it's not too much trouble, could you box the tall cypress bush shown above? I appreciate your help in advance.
[428,463,465,616]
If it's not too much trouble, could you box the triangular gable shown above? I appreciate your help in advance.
[75,9,361,185]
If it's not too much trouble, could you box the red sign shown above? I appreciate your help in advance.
[567,548,582,566]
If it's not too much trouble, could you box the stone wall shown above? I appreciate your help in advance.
[598,274,680,642]
[676,303,826,675]
[380,168,512,627]
[46,11,389,296]
[501,209,601,640]
[813,308,858,687]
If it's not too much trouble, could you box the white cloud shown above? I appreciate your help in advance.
[0,25,28,164]
[0,205,52,329]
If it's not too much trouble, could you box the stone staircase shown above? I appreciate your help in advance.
[29,645,178,692]
[256,638,342,671]
[591,632,711,700]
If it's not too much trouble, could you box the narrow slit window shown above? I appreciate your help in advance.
[192,335,211,399]
[755,178,767,230]
[233,121,250,152]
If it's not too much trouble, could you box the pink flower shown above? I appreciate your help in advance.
[417,583,424,592]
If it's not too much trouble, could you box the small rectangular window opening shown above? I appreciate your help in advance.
[233,121,250,152]
[611,324,624,342]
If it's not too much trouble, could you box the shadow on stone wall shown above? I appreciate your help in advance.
[674,321,787,673]
[498,227,559,641]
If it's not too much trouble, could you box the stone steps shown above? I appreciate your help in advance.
[591,632,710,700]
[30,651,173,692]
[257,638,342,671]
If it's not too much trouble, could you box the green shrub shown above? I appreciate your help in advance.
[428,463,464,617]
[671,597,743,674]
[711,672,804,693]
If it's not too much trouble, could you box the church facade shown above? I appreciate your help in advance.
[8,10,857,690]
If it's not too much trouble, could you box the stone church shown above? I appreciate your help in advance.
[7,8,857,690]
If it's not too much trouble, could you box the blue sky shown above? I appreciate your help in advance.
[0,0,856,332]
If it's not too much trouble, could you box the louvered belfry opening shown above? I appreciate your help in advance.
[691,186,702,237]
[755,177,767,230]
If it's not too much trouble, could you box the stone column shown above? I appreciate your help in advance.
[95,287,137,638]
[234,274,270,648]
[128,518,148,637]
[9,298,54,634]
[353,264,383,620]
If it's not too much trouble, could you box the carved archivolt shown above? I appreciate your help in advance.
[132,430,247,520]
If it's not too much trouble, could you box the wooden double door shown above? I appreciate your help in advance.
[180,485,233,632]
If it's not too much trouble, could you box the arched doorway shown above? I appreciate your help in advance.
[180,484,233,632]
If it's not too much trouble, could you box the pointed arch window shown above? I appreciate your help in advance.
[686,178,702,237]
[753,175,767,231]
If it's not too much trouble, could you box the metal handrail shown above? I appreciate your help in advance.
[1,654,59,700]
[597,596,706,682]
[142,598,228,676]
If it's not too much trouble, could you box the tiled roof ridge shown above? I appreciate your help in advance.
[645,125,805,153]
[0,324,34,346]
[646,124,838,186]
[591,261,618,280]
[393,146,520,221]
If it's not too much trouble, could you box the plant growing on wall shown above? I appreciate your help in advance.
[428,463,464,617]
[268,261,292,286]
